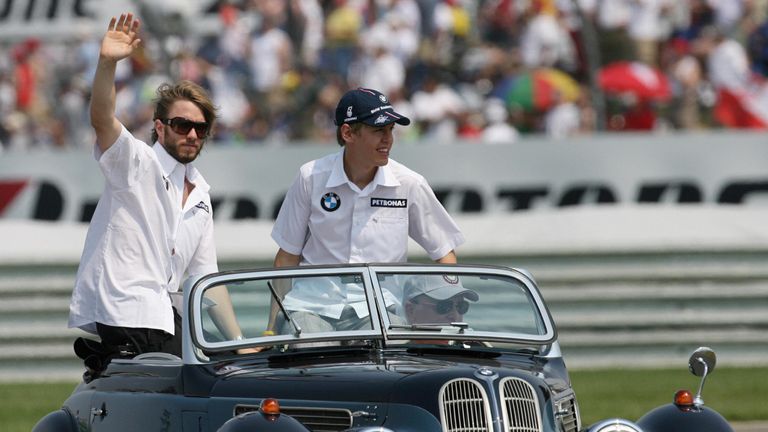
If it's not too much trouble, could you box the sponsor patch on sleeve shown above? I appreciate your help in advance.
[370,198,407,208]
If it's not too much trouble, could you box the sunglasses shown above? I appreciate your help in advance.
[420,298,470,315]
[163,117,210,137]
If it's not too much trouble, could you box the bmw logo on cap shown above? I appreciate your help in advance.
[320,192,341,212]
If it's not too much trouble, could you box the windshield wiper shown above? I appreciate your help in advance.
[267,281,302,337]
[390,322,470,332]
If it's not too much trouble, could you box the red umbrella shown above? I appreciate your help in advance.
[598,61,672,101]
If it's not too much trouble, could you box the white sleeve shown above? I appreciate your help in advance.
[187,213,219,277]
[271,171,311,255]
[408,179,465,261]
[96,125,152,190]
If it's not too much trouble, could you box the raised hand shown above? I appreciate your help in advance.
[100,13,142,63]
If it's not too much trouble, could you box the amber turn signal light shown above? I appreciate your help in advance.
[260,398,281,415]
[674,389,694,407]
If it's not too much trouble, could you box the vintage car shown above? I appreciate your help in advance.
[33,263,732,432]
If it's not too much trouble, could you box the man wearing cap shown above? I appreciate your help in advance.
[269,87,464,333]
[403,275,478,325]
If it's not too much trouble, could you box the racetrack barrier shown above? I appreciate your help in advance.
[1,208,767,381]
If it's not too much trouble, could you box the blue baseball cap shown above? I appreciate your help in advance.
[335,88,411,127]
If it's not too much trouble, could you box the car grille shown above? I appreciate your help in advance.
[439,377,545,432]
[234,405,353,432]
[499,377,542,432]
[439,378,493,432]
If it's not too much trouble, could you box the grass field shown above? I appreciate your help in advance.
[2,367,766,431]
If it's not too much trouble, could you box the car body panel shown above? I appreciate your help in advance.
[34,264,733,432]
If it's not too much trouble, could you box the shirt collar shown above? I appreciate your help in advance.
[325,148,401,190]
[152,142,210,193]
[154,141,182,179]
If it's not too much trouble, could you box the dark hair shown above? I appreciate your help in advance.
[336,122,363,146]
[151,80,218,143]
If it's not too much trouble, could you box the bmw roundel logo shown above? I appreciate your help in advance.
[320,192,341,212]
[477,367,495,376]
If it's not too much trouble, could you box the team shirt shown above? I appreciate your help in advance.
[68,125,218,335]
[271,148,465,318]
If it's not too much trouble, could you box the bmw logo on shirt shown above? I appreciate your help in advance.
[320,192,341,212]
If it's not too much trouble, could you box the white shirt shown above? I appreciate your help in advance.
[271,149,465,318]
[69,126,218,334]
[520,13,576,70]
[708,39,750,92]
[250,27,292,91]
[628,0,670,41]
[482,122,520,144]
[545,102,581,139]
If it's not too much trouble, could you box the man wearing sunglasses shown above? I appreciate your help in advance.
[403,275,479,325]
[68,13,251,376]
[268,87,464,333]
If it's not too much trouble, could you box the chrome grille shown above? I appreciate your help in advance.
[439,378,493,432]
[499,377,542,432]
[234,405,352,432]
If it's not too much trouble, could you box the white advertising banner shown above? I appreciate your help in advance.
[0,0,219,41]
[1,132,767,224]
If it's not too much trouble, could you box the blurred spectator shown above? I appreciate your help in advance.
[291,0,325,68]
[478,0,521,48]
[594,0,635,64]
[627,0,675,67]
[707,0,748,37]
[430,0,472,71]
[248,1,294,94]
[666,38,706,129]
[350,20,406,95]
[697,24,768,128]
[410,71,465,142]
[4,1,768,151]
[322,0,363,78]
[747,16,768,76]
[519,0,577,72]
[544,92,581,139]
[481,98,520,144]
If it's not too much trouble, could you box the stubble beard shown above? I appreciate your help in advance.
[163,130,202,164]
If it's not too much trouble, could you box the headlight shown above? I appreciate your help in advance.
[586,418,644,432]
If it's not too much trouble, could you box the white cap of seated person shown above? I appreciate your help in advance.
[404,275,479,324]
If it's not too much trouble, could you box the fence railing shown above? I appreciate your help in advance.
[2,250,767,382]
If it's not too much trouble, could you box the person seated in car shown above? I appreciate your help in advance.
[403,275,479,325]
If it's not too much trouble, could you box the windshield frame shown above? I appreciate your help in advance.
[183,264,558,364]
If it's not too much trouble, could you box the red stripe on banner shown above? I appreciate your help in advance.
[0,180,28,215]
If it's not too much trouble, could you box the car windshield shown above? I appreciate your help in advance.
[190,265,554,357]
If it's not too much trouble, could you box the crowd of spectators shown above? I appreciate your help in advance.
[2,0,768,152]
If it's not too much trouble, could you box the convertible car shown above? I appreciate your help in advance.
[34,263,732,432]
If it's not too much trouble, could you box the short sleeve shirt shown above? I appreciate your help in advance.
[68,125,218,334]
[271,149,464,318]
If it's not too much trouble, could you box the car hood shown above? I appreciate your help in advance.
[207,349,547,402]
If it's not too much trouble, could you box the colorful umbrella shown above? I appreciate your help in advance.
[598,61,672,101]
[506,68,581,111]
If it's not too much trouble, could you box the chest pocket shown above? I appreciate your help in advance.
[172,208,209,271]
[362,212,408,261]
